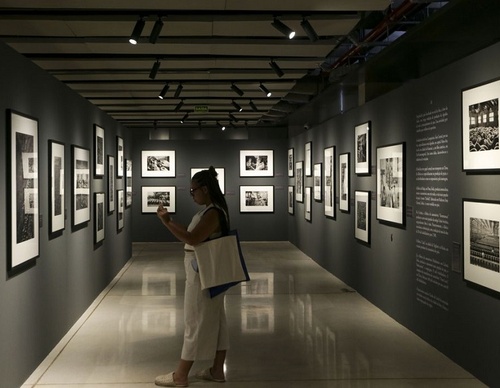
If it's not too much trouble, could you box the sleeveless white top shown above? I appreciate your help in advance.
[184,204,226,250]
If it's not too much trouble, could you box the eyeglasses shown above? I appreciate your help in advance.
[190,187,201,196]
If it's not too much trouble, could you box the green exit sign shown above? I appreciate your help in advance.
[194,105,209,113]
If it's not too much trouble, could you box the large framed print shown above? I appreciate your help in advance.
[107,155,115,213]
[240,185,274,213]
[305,141,312,176]
[49,140,65,234]
[117,189,124,231]
[288,148,294,177]
[142,150,175,177]
[240,150,274,177]
[339,153,350,212]
[126,159,132,208]
[377,142,405,226]
[463,199,500,293]
[191,167,225,194]
[288,186,294,215]
[295,161,303,203]
[324,146,335,218]
[305,187,312,221]
[72,145,91,226]
[462,79,500,171]
[7,110,39,271]
[94,192,105,244]
[142,186,176,213]
[355,122,371,175]
[355,191,370,243]
[94,124,105,177]
[116,136,124,178]
[313,163,322,201]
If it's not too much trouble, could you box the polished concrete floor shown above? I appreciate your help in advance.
[23,242,485,388]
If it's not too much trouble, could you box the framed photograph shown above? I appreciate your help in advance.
[288,186,294,215]
[191,167,225,194]
[7,110,39,271]
[295,161,303,203]
[462,79,500,171]
[324,146,335,218]
[355,121,371,175]
[49,140,65,234]
[339,153,350,212]
[72,145,91,226]
[94,192,105,244]
[141,186,176,213]
[288,148,294,177]
[107,155,115,213]
[377,142,405,226]
[116,136,124,178]
[94,124,105,177]
[355,191,370,243]
[240,185,274,213]
[463,199,500,293]
[141,150,175,177]
[126,159,132,208]
[313,163,322,201]
[117,189,124,231]
[305,186,312,221]
[240,150,274,177]
[305,141,312,176]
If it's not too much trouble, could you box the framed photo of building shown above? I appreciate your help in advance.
[355,191,370,243]
[117,189,124,231]
[7,110,39,272]
[240,185,274,213]
[107,155,115,213]
[116,136,124,178]
[324,146,335,218]
[142,150,175,177]
[305,141,312,176]
[313,163,322,201]
[462,79,500,171]
[94,192,105,244]
[49,140,65,234]
[126,159,132,208]
[141,186,176,213]
[94,124,105,177]
[295,161,304,203]
[288,186,294,215]
[288,148,294,177]
[240,150,273,177]
[463,199,500,293]
[339,153,350,212]
[72,145,91,226]
[355,122,371,175]
[377,142,405,226]
[191,167,225,194]
[305,186,312,221]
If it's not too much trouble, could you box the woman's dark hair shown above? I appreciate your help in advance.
[193,166,230,228]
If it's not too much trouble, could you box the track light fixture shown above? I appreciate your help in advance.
[149,17,164,44]
[301,18,318,42]
[229,113,238,122]
[231,82,244,96]
[129,17,145,45]
[149,59,161,79]
[232,100,243,112]
[217,121,226,131]
[271,17,295,39]
[259,83,272,97]
[174,83,183,98]
[174,100,184,112]
[180,112,188,123]
[269,59,284,78]
[249,100,258,112]
[158,83,169,99]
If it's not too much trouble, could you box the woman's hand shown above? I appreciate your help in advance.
[157,203,171,224]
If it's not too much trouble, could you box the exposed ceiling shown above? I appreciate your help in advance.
[0,0,450,131]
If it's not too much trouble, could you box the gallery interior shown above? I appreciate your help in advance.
[1,1,500,387]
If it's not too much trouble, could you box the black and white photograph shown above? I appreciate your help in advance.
[463,199,500,293]
[49,140,65,234]
[339,153,350,212]
[355,191,370,243]
[377,143,405,226]
[324,146,335,218]
[239,150,274,177]
[355,122,371,175]
[141,150,175,177]
[288,186,294,215]
[305,141,312,176]
[462,79,500,171]
[141,186,176,213]
[288,148,294,177]
[107,155,115,213]
[126,159,132,208]
[94,192,105,244]
[313,163,322,201]
[116,136,124,178]
[295,161,303,203]
[72,145,90,226]
[191,167,225,194]
[305,186,312,221]
[240,185,274,213]
[94,124,105,177]
[7,110,39,271]
[117,189,124,231]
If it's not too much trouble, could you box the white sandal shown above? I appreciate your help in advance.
[154,372,188,387]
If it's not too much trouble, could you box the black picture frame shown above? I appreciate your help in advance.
[355,190,370,243]
[141,186,176,213]
[324,146,335,218]
[339,153,350,212]
[94,192,105,244]
[107,155,115,214]
[49,139,65,235]
[288,186,294,215]
[239,185,274,213]
[313,163,322,202]
[116,136,124,178]
[94,124,105,177]
[355,121,371,175]
[72,145,91,227]
[288,148,294,177]
[295,161,304,203]
[305,141,312,177]
[117,189,124,231]
[239,149,274,177]
[126,159,132,208]
[305,186,312,221]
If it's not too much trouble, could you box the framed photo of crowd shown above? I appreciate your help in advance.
[141,186,176,214]
[239,150,273,177]
[240,185,274,213]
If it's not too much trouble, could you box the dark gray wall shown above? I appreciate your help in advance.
[0,42,132,387]
[288,42,500,386]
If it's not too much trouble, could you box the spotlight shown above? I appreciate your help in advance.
[149,17,164,44]
[269,59,284,77]
[158,83,169,99]
[217,121,226,131]
[271,17,295,39]
[174,100,184,112]
[259,83,272,97]
[232,100,243,112]
[229,113,238,122]
[301,18,318,42]
[149,59,161,79]
[231,82,244,96]
[249,100,258,111]
[180,112,188,123]
[174,83,183,98]
[129,17,145,45]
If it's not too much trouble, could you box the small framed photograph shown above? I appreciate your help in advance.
[305,187,312,221]
[339,153,350,212]
[49,140,65,234]
[462,79,500,171]
[107,155,115,213]
[377,142,405,226]
[116,136,124,178]
[240,185,274,213]
[288,186,294,215]
[355,121,371,175]
[313,163,322,201]
[463,199,500,293]
[305,141,312,176]
[355,191,370,243]
[324,146,335,218]
[7,110,39,272]
[142,150,175,177]
[191,167,225,194]
[94,124,105,177]
[126,159,132,208]
[141,186,176,213]
[288,148,294,177]
[295,161,304,203]
[117,189,124,231]
[94,192,105,244]
[72,145,91,226]
[240,150,274,177]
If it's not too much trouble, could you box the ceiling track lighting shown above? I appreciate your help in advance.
[259,83,272,97]
[229,113,238,122]
[269,59,284,78]
[217,121,226,131]
[129,17,145,45]
[249,100,258,112]
[149,59,161,79]
[232,100,243,112]
[158,83,169,99]
[174,83,183,98]
[180,112,188,124]
[149,17,164,44]
[271,17,295,39]
[231,82,244,96]
[174,100,184,112]
[301,18,318,42]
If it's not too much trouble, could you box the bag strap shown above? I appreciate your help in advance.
[202,206,229,237]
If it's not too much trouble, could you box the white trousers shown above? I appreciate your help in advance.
[181,252,229,361]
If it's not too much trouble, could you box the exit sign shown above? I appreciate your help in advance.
[194,105,209,113]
